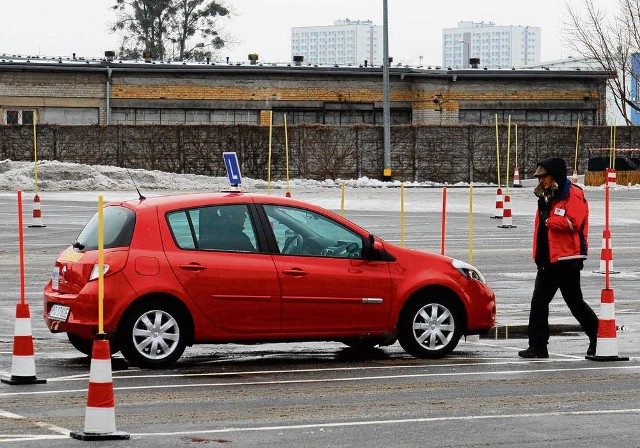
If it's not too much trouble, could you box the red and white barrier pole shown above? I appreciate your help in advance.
[606,167,617,187]
[28,193,46,228]
[587,184,628,361]
[71,338,130,440]
[497,195,517,228]
[492,187,503,219]
[512,166,521,187]
[2,191,46,385]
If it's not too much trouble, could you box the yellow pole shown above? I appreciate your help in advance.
[33,117,39,197]
[515,123,518,170]
[495,114,501,188]
[98,195,104,334]
[341,181,346,217]
[284,114,291,197]
[609,124,613,169]
[400,183,405,247]
[506,115,511,194]
[469,185,474,264]
[267,111,273,194]
[574,119,580,172]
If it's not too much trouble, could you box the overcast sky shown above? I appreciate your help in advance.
[0,0,618,65]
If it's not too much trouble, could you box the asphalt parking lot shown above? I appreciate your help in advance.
[1,185,639,446]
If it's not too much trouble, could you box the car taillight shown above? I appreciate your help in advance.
[88,251,128,281]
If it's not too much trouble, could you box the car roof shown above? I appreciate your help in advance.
[110,192,314,209]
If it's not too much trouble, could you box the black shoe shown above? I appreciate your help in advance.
[518,347,549,358]
[587,340,597,356]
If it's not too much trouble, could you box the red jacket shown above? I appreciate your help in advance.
[533,183,589,263]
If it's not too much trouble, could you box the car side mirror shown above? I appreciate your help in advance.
[366,234,389,261]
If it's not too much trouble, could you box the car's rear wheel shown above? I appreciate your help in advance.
[67,333,119,356]
[397,295,463,359]
[118,301,187,369]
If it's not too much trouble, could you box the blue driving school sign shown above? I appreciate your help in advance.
[223,152,242,188]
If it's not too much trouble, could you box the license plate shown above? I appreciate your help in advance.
[49,304,70,322]
[51,268,60,290]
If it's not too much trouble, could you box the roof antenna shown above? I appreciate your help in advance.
[125,165,146,200]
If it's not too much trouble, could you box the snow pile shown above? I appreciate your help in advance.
[0,159,452,192]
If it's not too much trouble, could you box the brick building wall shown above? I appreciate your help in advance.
[0,61,611,127]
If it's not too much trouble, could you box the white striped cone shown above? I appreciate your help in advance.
[512,167,521,187]
[606,168,617,187]
[572,169,578,184]
[498,195,517,228]
[593,229,619,274]
[587,288,628,361]
[71,338,129,440]
[28,194,46,228]
[492,188,504,219]
[1,302,46,385]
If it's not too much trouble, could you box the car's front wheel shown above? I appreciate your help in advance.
[118,301,188,369]
[397,295,463,359]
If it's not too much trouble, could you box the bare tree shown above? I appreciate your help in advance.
[565,0,640,125]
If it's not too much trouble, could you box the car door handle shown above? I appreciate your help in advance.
[180,263,207,271]
[282,268,308,276]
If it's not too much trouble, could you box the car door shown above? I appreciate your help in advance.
[262,204,392,334]
[162,203,281,334]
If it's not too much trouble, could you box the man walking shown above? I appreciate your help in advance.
[518,157,599,358]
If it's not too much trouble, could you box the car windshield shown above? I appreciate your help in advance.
[74,206,136,251]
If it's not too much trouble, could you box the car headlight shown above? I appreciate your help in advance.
[451,259,486,284]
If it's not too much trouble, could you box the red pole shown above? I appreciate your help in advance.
[17,190,25,305]
[605,184,610,290]
[441,187,447,256]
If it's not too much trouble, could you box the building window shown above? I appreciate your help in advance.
[3,109,35,125]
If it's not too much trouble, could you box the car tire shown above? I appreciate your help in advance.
[67,333,119,356]
[397,295,463,359]
[118,301,188,369]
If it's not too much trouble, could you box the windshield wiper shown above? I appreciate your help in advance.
[72,240,85,250]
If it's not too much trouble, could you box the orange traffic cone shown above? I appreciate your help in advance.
[27,194,46,228]
[2,302,46,385]
[497,195,517,228]
[512,167,522,187]
[70,337,129,440]
[586,289,628,361]
[593,229,619,274]
[491,188,503,219]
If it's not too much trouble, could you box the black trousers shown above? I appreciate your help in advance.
[528,261,599,349]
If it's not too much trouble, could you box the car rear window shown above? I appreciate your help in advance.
[74,206,136,251]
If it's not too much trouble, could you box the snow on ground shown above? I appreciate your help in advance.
[1,159,639,219]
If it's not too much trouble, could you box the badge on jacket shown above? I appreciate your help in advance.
[554,207,566,216]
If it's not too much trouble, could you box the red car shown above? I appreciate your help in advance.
[44,193,495,368]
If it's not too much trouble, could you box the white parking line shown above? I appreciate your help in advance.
[0,409,70,441]
[134,408,640,438]
[2,363,639,397]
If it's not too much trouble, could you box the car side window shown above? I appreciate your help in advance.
[167,204,258,252]
[263,205,363,258]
